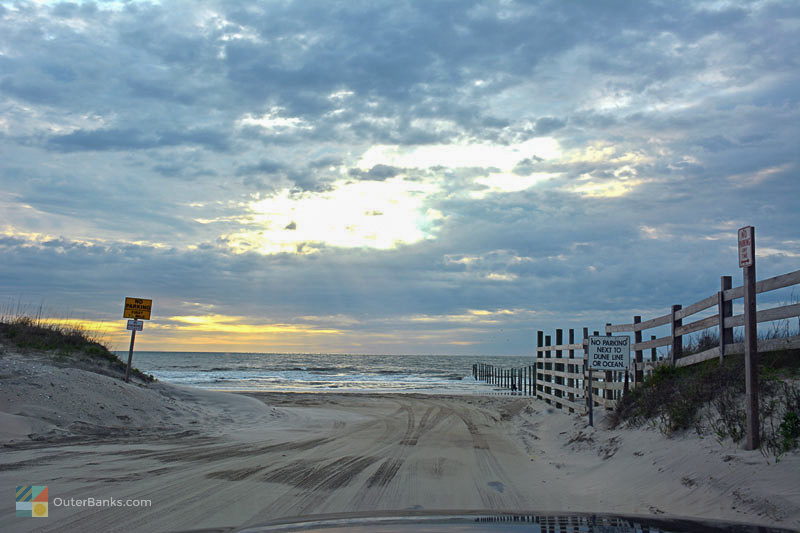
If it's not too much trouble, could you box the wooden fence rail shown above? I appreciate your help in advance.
[474,267,800,416]
[606,268,800,377]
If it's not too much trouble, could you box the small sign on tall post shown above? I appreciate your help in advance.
[739,226,760,450]
[123,298,152,383]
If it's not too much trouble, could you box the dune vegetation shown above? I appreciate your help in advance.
[0,313,155,383]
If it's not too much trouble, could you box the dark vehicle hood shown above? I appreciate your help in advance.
[175,509,795,533]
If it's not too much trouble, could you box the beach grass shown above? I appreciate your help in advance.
[0,310,155,383]
[611,348,800,457]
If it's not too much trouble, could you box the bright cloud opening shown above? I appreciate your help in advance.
[471,171,559,198]
[222,178,442,254]
[236,109,311,132]
[569,172,646,198]
[357,137,562,170]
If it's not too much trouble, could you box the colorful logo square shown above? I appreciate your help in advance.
[16,486,48,518]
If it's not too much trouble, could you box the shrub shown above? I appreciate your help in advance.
[612,351,800,456]
[779,411,800,450]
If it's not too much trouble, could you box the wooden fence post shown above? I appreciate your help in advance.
[718,275,733,362]
[633,316,643,385]
[529,365,533,395]
[555,329,563,406]
[545,334,552,404]
[650,335,657,362]
[528,365,531,395]
[525,365,528,395]
[536,330,543,399]
[568,329,575,408]
[742,228,760,450]
[524,365,527,395]
[584,327,592,426]
[670,305,682,365]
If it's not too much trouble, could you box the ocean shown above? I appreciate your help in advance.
[125,352,535,394]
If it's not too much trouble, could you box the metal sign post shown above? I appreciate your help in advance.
[739,226,760,450]
[125,323,139,383]
[122,298,152,383]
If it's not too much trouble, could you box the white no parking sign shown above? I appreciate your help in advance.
[587,336,630,370]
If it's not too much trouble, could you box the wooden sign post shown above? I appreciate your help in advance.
[739,226,760,450]
[585,343,593,427]
[123,297,152,383]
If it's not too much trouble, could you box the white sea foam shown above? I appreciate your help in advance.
[128,352,534,394]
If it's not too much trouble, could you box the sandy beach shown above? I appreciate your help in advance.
[2,350,799,532]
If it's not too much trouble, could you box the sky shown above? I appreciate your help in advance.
[1,0,798,355]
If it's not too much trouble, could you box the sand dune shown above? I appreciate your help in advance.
[1,350,799,532]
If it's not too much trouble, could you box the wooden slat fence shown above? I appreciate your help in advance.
[471,363,537,396]
[607,269,800,381]
[474,267,800,415]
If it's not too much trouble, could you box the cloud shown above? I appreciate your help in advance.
[348,164,401,181]
[46,128,231,152]
[235,159,285,176]
[220,176,443,254]
[534,117,566,135]
[0,0,798,354]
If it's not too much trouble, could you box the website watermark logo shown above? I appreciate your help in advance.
[16,485,48,518]
[53,496,152,508]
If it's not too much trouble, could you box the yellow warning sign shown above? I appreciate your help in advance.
[123,297,152,320]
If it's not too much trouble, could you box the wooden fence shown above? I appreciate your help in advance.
[475,267,800,414]
[471,363,536,396]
